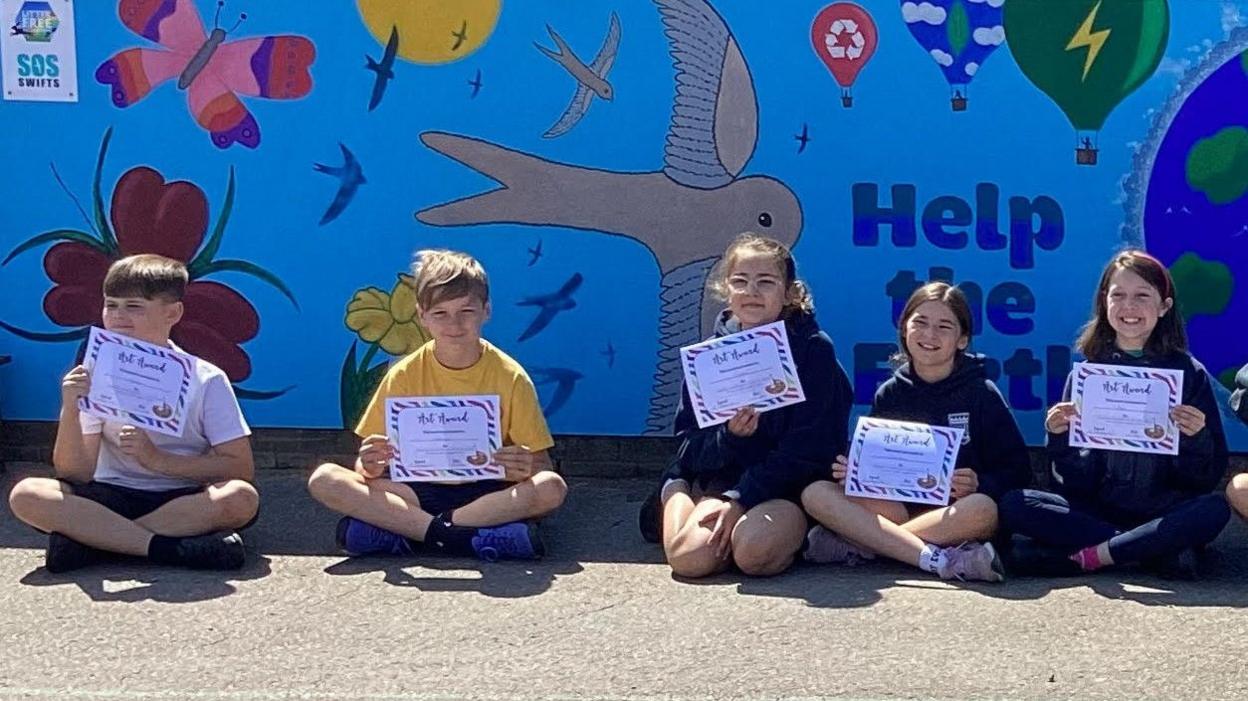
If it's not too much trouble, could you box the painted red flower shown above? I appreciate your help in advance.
[42,166,261,381]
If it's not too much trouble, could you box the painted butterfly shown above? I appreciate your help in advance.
[95,0,315,149]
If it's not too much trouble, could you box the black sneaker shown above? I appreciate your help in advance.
[175,531,246,570]
[1143,547,1201,581]
[45,532,105,573]
[1003,538,1082,577]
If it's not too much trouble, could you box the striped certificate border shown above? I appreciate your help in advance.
[386,394,504,482]
[681,320,806,428]
[1069,362,1183,456]
[844,417,961,507]
[80,327,195,437]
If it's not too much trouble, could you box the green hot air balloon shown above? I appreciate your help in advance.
[1005,0,1168,165]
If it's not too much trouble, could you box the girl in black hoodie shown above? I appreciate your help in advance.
[999,250,1231,577]
[802,282,1030,582]
[641,233,853,578]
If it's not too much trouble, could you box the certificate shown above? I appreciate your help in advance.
[680,320,806,428]
[1069,362,1183,456]
[385,395,504,482]
[844,417,963,506]
[80,327,197,437]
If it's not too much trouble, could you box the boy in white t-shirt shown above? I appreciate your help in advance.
[8,255,258,572]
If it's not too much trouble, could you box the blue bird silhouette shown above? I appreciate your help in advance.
[527,238,543,266]
[531,367,584,416]
[468,68,483,98]
[313,143,366,226]
[517,273,582,342]
[365,25,399,111]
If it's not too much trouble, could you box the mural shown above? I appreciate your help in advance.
[1,0,1247,449]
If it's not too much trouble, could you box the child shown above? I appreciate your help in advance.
[801,282,1028,582]
[8,254,258,572]
[1225,363,1248,519]
[307,249,567,561]
[999,250,1230,578]
[639,233,853,578]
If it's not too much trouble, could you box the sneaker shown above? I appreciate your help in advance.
[45,532,105,573]
[335,517,414,557]
[638,486,662,544]
[1144,547,1201,581]
[1003,538,1082,577]
[803,525,876,565]
[174,531,246,570]
[936,542,1006,582]
[471,522,544,561]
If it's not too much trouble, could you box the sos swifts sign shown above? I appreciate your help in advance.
[1,0,78,102]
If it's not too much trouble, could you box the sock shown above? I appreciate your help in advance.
[918,544,947,574]
[660,478,689,503]
[1070,545,1107,571]
[147,534,183,565]
[422,515,481,556]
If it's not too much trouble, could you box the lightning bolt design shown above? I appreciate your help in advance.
[1066,0,1111,81]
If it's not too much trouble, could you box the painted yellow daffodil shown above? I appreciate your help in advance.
[344,273,431,355]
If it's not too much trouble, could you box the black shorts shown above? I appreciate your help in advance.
[404,480,512,519]
[62,480,204,521]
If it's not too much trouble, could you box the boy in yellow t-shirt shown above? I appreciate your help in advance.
[308,250,567,560]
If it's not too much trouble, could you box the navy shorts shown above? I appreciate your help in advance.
[61,480,204,521]
[404,480,512,519]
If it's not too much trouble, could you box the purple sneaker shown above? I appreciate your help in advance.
[335,517,414,556]
[471,522,544,561]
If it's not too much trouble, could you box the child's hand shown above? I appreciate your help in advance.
[493,445,537,481]
[357,434,393,479]
[1171,404,1206,436]
[61,365,91,408]
[832,454,849,482]
[699,498,745,561]
[1045,402,1079,434]
[117,425,159,466]
[726,406,759,438]
[951,468,979,499]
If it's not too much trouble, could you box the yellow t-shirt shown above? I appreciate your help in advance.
[355,340,555,454]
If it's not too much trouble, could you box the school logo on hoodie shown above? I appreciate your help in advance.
[948,412,971,445]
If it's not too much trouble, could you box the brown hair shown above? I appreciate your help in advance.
[893,282,973,366]
[710,232,813,317]
[1075,249,1186,359]
[102,254,188,301]
[411,249,490,311]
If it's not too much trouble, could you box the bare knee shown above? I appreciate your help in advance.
[212,480,259,528]
[667,541,724,579]
[7,477,62,527]
[952,493,999,536]
[732,528,795,577]
[1228,474,1248,518]
[801,480,841,515]
[307,462,354,507]
[530,471,568,514]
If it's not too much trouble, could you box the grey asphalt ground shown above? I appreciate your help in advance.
[1,465,1247,701]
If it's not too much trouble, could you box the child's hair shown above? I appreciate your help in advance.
[102,254,188,301]
[710,232,813,316]
[892,282,973,366]
[411,249,490,311]
[1076,249,1186,359]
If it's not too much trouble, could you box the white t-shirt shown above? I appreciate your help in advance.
[80,345,251,491]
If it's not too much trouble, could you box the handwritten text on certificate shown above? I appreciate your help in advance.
[386,395,504,482]
[1070,362,1183,456]
[681,321,806,428]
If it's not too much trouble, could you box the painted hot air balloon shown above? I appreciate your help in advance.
[1005,0,1169,165]
[811,3,879,108]
[900,0,1005,111]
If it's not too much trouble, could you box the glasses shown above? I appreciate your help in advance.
[726,276,781,294]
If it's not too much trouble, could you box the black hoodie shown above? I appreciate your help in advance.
[666,309,853,510]
[870,353,1032,501]
[1048,348,1229,523]
[1232,363,1248,426]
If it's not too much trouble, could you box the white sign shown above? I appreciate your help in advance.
[385,395,505,482]
[2,0,77,102]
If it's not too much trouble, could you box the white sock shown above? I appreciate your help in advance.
[660,478,689,503]
[919,545,947,574]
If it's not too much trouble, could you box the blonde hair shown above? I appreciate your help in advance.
[411,249,489,311]
[710,233,813,316]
